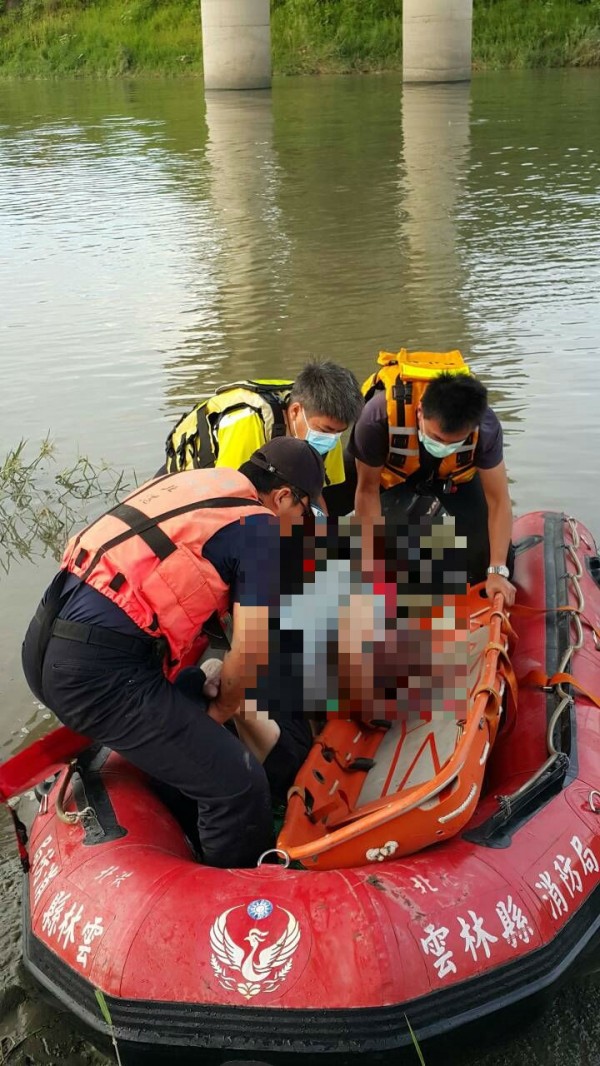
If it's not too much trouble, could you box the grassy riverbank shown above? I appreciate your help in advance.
[0,0,598,78]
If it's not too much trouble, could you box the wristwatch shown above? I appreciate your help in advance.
[487,565,510,579]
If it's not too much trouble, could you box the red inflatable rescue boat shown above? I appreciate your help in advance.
[3,511,600,1062]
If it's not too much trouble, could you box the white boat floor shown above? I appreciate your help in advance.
[356,717,460,807]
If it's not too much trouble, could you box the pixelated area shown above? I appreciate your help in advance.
[248,514,469,723]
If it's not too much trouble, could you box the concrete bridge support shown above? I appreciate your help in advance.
[200,0,271,91]
[403,0,473,83]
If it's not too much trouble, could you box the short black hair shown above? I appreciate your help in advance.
[421,373,488,434]
[289,362,363,425]
[239,460,305,502]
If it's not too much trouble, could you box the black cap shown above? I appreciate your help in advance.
[248,437,325,505]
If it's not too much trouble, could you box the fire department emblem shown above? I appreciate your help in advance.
[209,898,301,1000]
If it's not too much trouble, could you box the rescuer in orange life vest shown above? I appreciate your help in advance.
[348,351,517,607]
[21,438,325,869]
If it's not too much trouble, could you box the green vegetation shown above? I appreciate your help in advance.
[405,1014,427,1065]
[0,0,598,78]
[0,0,203,77]
[94,988,123,1066]
[272,0,402,74]
[0,439,131,574]
[473,0,600,70]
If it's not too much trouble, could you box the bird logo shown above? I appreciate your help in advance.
[209,899,301,999]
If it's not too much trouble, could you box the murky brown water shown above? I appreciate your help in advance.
[1,70,599,1064]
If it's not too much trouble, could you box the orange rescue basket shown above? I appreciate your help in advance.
[278,588,513,870]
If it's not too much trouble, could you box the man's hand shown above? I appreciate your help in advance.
[479,462,514,605]
[205,602,270,724]
[485,571,516,606]
[233,701,281,763]
[354,460,384,518]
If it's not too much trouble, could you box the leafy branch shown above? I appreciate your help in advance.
[0,437,133,576]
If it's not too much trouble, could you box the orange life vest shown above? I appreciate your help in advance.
[361,350,479,490]
[61,469,267,681]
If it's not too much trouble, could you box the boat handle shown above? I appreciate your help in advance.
[257,848,291,869]
[55,761,95,825]
[589,790,600,814]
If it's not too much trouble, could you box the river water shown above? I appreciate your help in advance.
[0,70,599,1064]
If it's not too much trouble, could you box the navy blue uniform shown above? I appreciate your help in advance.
[22,515,311,868]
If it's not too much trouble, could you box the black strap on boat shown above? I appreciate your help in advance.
[359,719,393,732]
[317,744,376,773]
[463,753,570,848]
[514,534,544,556]
[8,806,30,873]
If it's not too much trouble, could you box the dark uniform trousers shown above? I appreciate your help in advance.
[21,589,274,869]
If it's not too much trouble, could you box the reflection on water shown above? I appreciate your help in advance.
[1,74,598,517]
[163,90,292,399]
[1,70,600,1065]
[400,83,473,350]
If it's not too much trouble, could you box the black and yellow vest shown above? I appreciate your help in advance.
[361,350,479,490]
[165,380,293,473]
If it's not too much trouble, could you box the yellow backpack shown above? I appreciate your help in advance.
[165,379,294,473]
[361,349,470,403]
[361,349,477,489]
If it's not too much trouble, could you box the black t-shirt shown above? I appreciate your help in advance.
[59,513,281,637]
[348,391,504,471]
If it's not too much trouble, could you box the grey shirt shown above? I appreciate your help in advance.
[278,554,387,712]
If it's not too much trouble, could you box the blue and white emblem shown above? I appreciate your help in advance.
[247,898,273,920]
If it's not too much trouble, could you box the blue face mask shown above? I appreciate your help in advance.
[300,408,342,456]
[418,429,466,459]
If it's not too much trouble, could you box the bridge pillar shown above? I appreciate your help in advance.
[403,0,473,83]
[200,0,271,91]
